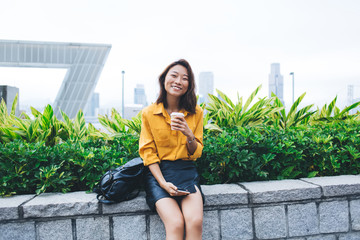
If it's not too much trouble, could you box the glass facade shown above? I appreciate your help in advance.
[268,63,284,105]
[0,40,111,118]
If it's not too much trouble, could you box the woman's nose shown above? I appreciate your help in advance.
[174,76,181,83]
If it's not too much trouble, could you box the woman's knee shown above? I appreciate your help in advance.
[164,215,185,232]
[185,215,203,230]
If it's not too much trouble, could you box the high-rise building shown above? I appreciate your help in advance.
[0,85,19,116]
[85,92,100,117]
[348,85,360,114]
[268,63,284,105]
[134,84,147,107]
[198,72,214,104]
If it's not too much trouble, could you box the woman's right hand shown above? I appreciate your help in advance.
[161,182,189,196]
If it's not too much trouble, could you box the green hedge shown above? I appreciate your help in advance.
[198,120,360,184]
[1,120,360,196]
[0,133,139,196]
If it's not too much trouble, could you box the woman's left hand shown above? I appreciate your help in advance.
[171,115,193,138]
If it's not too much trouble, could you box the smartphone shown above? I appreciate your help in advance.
[177,189,190,194]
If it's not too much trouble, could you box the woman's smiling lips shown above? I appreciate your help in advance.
[172,85,182,90]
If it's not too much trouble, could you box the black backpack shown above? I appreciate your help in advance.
[93,157,145,204]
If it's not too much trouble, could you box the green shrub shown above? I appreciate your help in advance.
[196,120,360,184]
[1,88,360,196]
[0,133,139,196]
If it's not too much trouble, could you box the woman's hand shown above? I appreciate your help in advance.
[161,182,189,196]
[170,115,193,138]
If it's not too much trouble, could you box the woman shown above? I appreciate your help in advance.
[139,59,204,239]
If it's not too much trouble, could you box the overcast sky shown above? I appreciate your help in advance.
[0,0,359,111]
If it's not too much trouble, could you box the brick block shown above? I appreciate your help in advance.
[339,232,360,240]
[307,235,337,240]
[288,202,319,237]
[302,175,360,197]
[113,215,147,240]
[351,199,360,230]
[76,217,110,240]
[150,214,165,240]
[0,222,35,240]
[23,191,98,218]
[254,205,286,239]
[0,194,34,220]
[201,184,248,207]
[319,201,349,233]
[220,208,253,240]
[102,191,149,214]
[37,219,72,240]
[241,179,321,204]
[203,211,220,240]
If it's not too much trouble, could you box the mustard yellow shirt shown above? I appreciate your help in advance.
[139,102,204,166]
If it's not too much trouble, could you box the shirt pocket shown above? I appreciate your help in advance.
[153,128,170,147]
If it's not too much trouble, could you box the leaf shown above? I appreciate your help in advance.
[307,171,318,178]
[10,94,18,115]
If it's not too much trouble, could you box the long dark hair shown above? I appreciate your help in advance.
[156,59,197,114]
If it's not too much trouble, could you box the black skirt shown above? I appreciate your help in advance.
[144,160,205,211]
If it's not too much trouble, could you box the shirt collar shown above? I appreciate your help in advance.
[153,102,189,117]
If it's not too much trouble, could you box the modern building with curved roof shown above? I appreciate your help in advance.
[0,39,111,118]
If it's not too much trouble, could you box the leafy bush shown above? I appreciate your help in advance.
[1,88,360,196]
[196,120,360,184]
[0,133,139,196]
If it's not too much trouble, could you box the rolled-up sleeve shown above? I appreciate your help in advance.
[188,107,204,160]
[139,110,161,166]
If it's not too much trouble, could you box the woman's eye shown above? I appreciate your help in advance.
[171,74,177,77]
[183,78,188,81]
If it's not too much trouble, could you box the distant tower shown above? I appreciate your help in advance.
[348,85,354,106]
[198,72,214,104]
[134,84,147,107]
[269,63,284,105]
[0,85,19,116]
[85,92,100,117]
[348,85,360,114]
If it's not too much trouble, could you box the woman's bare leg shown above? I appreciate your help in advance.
[156,197,185,240]
[181,186,203,240]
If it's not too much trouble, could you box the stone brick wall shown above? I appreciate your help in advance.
[1,175,360,240]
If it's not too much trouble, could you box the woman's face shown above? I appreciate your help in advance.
[164,64,189,98]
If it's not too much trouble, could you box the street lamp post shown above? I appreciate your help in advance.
[289,72,294,104]
[122,70,125,117]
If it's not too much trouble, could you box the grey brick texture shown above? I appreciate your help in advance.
[288,202,319,237]
[319,201,349,233]
[254,205,286,239]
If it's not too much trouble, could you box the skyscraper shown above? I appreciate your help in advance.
[134,84,147,107]
[0,85,19,116]
[198,72,214,104]
[268,63,284,105]
[84,92,100,117]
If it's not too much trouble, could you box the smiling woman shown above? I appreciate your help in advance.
[139,59,204,239]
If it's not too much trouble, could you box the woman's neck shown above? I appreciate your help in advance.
[166,95,180,113]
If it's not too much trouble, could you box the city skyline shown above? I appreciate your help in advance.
[0,0,359,112]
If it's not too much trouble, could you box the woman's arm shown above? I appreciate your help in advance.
[171,107,203,156]
[148,163,189,196]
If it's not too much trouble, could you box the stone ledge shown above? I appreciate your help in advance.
[240,179,321,204]
[22,191,99,218]
[301,175,360,197]
[102,191,149,214]
[0,194,34,220]
[1,175,360,221]
[202,183,248,206]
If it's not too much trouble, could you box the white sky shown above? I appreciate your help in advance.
[0,0,359,111]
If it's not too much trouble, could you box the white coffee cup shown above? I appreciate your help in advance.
[170,112,184,130]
